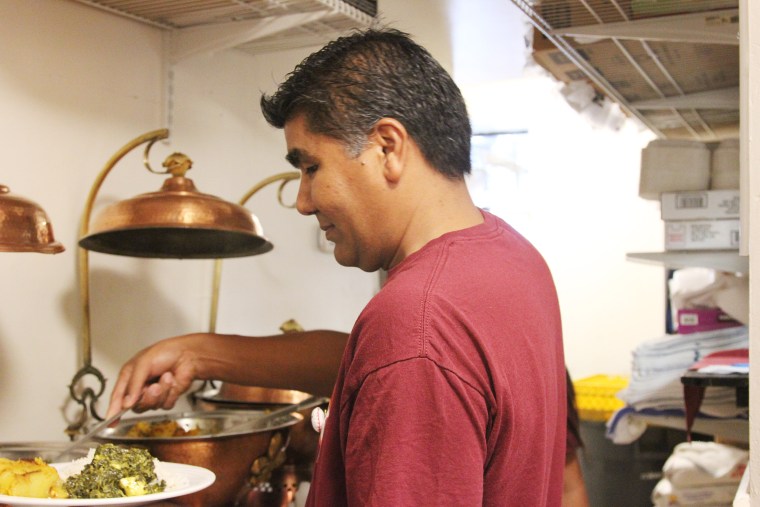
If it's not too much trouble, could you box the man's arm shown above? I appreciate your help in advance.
[106,330,348,417]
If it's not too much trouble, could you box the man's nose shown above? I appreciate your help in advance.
[295,180,314,216]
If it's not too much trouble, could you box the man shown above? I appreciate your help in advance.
[107,28,566,506]
[564,371,591,507]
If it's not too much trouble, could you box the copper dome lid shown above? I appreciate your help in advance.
[0,184,64,254]
[78,153,272,259]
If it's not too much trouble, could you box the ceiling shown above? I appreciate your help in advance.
[70,0,739,141]
[511,0,740,141]
[70,0,375,56]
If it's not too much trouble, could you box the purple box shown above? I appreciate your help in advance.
[677,307,742,334]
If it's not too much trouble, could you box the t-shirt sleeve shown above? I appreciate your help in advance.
[343,357,489,505]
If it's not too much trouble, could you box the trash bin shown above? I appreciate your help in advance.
[578,420,691,507]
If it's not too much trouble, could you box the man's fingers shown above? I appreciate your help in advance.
[159,372,181,410]
[105,364,136,419]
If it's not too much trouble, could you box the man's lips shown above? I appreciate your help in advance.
[321,224,335,240]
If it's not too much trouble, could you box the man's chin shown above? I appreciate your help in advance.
[331,247,353,268]
[332,249,379,272]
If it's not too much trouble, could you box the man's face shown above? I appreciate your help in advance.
[284,115,389,272]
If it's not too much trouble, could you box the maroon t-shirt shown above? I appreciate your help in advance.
[306,211,566,506]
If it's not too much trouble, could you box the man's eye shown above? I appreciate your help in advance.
[304,164,319,175]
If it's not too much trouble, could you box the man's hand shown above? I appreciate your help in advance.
[106,335,203,418]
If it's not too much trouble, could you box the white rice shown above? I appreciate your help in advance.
[154,460,189,491]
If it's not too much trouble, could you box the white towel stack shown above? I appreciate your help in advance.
[651,441,748,506]
[618,326,748,416]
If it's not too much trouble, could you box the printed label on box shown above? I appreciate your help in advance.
[665,219,741,250]
[661,190,740,220]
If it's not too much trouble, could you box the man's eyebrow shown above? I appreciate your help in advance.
[286,149,302,168]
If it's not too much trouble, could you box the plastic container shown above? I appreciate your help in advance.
[573,374,628,422]
[711,138,740,189]
[639,139,710,200]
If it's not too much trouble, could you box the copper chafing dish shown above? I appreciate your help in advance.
[192,384,327,507]
[95,409,301,507]
[193,384,322,469]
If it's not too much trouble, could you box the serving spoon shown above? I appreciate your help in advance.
[53,406,133,462]
[224,395,329,434]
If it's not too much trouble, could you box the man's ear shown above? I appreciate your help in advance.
[372,118,408,184]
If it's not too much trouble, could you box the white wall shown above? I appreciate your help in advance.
[452,0,666,380]
[462,74,666,380]
[0,0,658,442]
[0,0,169,441]
[0,0,450,441]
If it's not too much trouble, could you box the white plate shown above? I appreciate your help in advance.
[0,461,216,507]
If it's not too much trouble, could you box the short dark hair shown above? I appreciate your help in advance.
[260,28,471,178]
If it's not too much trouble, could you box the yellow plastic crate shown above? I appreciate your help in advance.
[573,374,629,422]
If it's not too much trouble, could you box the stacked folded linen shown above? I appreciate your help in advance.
[618,326,748,415]
[651,441,748,506]
[606,327,748,444]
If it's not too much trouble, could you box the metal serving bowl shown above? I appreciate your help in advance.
[94,409,301,507]
[192,385,326,506]
[192,385,322,471]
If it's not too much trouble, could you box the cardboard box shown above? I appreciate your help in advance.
[531,29,589,84]
[660,190,740,220]
[530,1,739,102]
[532,35,737,104]
[677,307,742,334]
[664,219,740,250]
[529,0,739,140]
[534,0,736,27]
[711,139,740,190]
[534,0,633,27]
[344,0,377,16]
[640,139,711,199]
[631,0,737,19]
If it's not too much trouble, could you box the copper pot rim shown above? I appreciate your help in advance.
[198,384,314,406]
